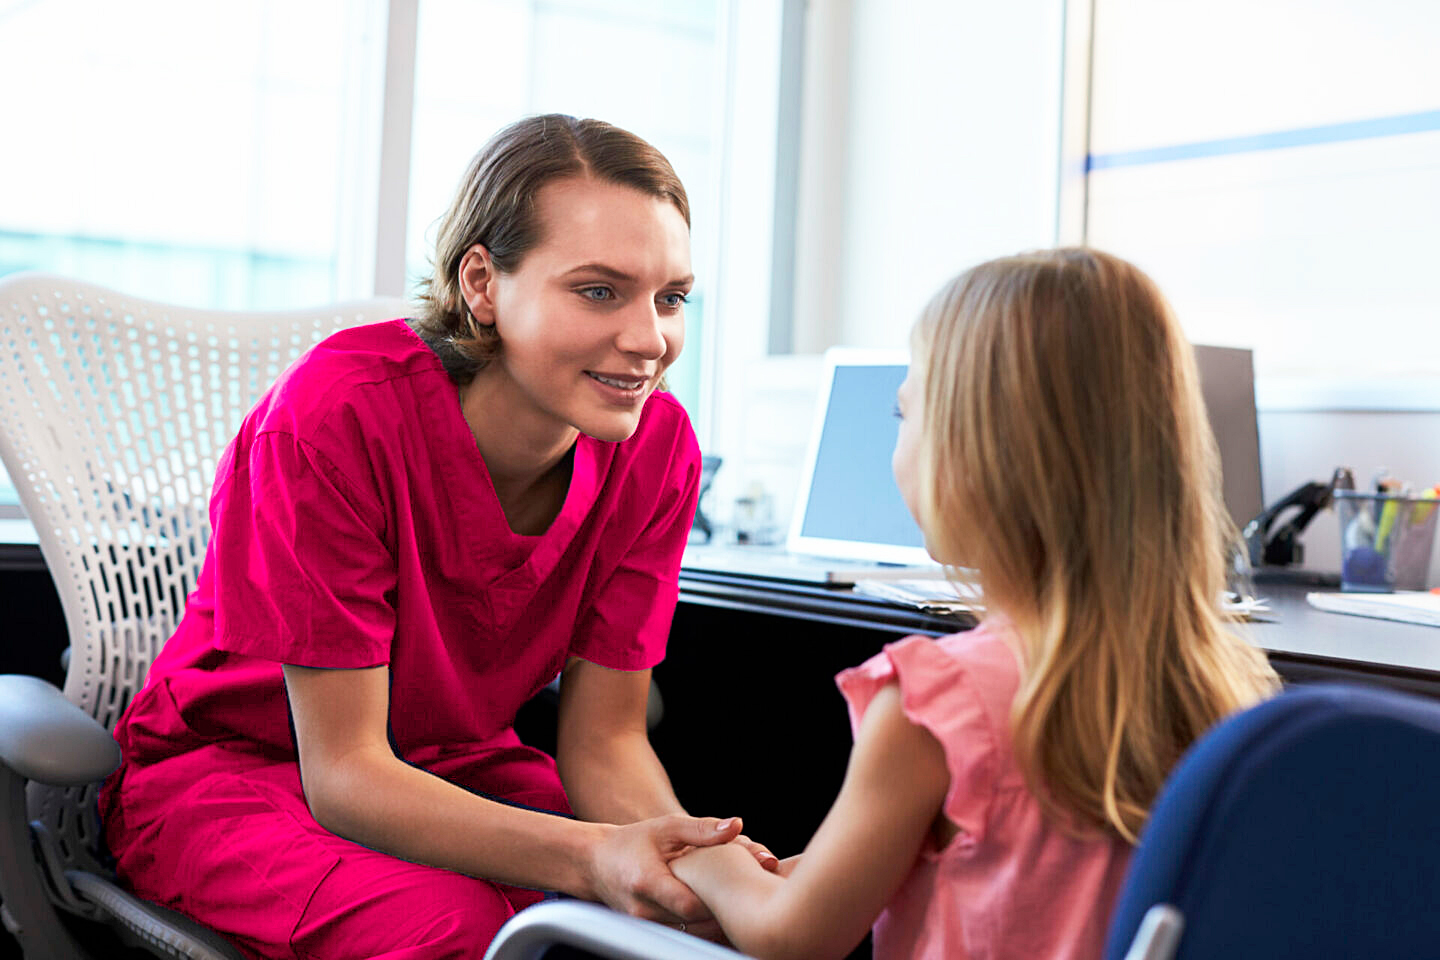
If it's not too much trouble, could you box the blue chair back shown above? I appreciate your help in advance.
[1104,683,1440,960]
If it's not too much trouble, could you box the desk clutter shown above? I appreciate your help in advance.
[854,578,1272,621]
[853,578,982,615]
[1336,473,1440,593]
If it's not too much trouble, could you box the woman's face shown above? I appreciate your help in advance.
[472,175,691,444]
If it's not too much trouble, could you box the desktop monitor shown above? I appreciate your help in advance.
[1192,344,1264,530]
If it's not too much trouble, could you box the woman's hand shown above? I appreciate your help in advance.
[584,814,743,925]
[733,834,781,872]
[775,853,802,877]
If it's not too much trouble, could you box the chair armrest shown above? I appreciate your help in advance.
[0,674,121,785]
[483,901,754,960]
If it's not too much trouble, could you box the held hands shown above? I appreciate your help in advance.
[582,815,781,940]
[732,833,781,873]
[585,815,740,927]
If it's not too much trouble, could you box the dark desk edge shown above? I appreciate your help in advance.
[7,546,1437,697]
[0,541,44,572]
[679,570,975,637]
[679,571,1440,698]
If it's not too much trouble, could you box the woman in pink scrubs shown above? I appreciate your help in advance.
[100,114,767,959]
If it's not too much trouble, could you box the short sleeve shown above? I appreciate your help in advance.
[211,430,397,667]
[836,635,999,843]
[570,408,701,671]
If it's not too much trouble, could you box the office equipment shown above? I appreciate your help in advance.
[1192,344,1264,531]
[683,349,940,584]
[1243,478,1339,568]
[691,455,723,542]
[1104,684,1440,960]
[0,273,408,960]
[788,349,931,565]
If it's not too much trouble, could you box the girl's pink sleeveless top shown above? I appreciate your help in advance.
[836,618,1133,960]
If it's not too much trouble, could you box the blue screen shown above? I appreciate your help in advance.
[799,364,926,548]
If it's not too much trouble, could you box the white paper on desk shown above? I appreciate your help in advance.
[857,578,1271,620]
[1306,591,1440,628]
[853,578,983,614]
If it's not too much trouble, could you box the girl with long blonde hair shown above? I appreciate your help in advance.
[671,248,1279,960]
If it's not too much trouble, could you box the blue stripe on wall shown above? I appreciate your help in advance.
[1087,110,1440,172]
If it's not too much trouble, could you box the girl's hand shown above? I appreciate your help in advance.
[585,815,743,925]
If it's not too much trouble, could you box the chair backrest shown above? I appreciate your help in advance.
[1104,682,1440,960]
[0,272,408,895]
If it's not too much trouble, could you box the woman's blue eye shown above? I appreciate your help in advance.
[661,292,690,308]
[892,404,904,421]
[580,286,614,302]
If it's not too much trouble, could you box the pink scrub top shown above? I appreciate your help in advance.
[836,619,1132,960]
[102,318,700,887]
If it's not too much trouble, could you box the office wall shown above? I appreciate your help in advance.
[834,0,1065,349]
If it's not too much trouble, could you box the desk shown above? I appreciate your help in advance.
[651,571,1440,881]
[673,570,1440,693]
[0,539,66,688]
[6,540,1440,959]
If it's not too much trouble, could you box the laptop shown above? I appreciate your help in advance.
[683,349,940,585]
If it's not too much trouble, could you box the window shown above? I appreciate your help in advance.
[1082,0,1440,396]
[405,0,727,421]
[0,0,759,516]
[0,0,385,309]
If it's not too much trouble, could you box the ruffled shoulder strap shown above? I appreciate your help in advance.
[836,620,1022,845]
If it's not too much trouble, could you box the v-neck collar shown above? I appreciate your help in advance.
[402,320,600,586]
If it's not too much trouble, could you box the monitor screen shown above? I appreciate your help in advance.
[794,360,927,559]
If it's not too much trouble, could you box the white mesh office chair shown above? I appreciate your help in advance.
[0,273,409,959]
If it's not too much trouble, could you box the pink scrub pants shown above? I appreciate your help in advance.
[103,737,570,960]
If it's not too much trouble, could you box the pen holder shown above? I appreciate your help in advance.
[1335,490,1439,592]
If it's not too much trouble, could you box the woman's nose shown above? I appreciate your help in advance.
[617,301,670,359]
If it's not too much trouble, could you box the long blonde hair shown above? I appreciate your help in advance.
[912,248,1278,843]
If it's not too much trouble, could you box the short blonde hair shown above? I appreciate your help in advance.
[913,248,1278,842]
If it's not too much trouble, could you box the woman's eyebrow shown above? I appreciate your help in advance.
[561,263,694,288]
[561,263,635,283]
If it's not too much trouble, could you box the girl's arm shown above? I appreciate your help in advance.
[670,681,951,960]
[283,663,740,923]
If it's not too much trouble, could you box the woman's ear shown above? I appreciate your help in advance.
[458,244,498,326]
